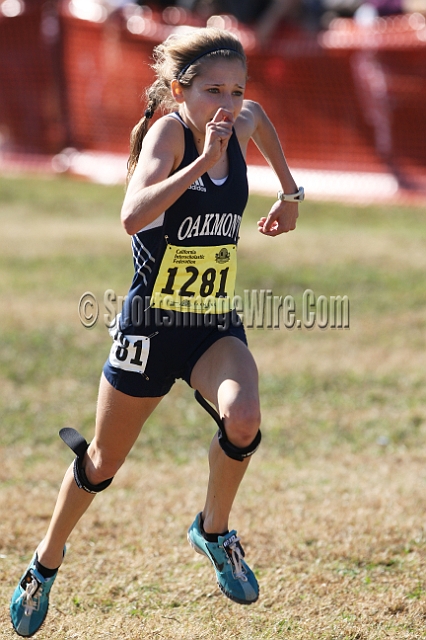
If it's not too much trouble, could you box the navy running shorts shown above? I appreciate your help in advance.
[102,312,247,398]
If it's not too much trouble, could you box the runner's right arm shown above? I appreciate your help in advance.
[121,110,233,235]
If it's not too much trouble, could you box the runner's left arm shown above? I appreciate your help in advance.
[245,101,299,237]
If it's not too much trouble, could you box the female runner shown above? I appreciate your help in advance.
[10,26,302,637]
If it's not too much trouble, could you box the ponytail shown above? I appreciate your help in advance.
[127,83,163,183]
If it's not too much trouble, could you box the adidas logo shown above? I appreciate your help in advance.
[188,177,207,192]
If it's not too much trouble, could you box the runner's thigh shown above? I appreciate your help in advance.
[190,336,260,420]
[92,373,164,461]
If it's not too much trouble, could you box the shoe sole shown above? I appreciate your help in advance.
[187,532,259,606]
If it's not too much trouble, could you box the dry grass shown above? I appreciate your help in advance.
[2,452,426,638]
[241,215,426,272]
[1,177,426,639]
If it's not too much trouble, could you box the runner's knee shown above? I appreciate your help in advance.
[84,443,125,485]
[223,401,261,449]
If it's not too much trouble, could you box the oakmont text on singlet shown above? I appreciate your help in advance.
[177,213,242,241]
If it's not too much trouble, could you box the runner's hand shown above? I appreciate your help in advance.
[257,200,298,236]
[203,108,234,166]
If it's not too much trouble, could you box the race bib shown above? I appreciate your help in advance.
[151,243,237,314]
[108,329,150,374]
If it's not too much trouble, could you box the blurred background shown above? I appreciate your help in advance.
[1,0,426,201]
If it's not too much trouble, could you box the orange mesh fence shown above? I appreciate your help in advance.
[0,0,68,154]
[1,1,426,184]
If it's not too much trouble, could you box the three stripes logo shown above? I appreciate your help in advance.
[188,177,207,193]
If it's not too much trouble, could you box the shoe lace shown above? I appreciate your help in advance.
[19,576,41,616]
[224,536,248,582]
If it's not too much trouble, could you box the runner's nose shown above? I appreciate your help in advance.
[220,94,234,115]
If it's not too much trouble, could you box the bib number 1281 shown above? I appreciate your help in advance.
[151,243,237,314]
[161,265,229,298]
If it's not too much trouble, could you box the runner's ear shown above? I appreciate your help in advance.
[171,80,185,103]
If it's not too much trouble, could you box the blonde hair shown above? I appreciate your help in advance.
[127,28,246,182]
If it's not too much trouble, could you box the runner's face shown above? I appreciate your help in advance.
[179,58,246,133]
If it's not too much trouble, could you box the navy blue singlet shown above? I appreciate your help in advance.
[103,113,250,397]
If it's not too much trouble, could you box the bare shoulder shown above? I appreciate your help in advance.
[134,113,185,177]
[234,100,265,152]
[142,114,184,155]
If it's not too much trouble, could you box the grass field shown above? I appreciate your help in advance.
[0,174,426,639]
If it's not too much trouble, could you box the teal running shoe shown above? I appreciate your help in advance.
[10,551,64,637]
[187,513,259,605]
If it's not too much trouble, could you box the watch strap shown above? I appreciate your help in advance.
[277,186,305,202]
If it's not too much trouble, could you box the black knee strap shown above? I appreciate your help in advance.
[59,428,114,494]
[194,391,261,462]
